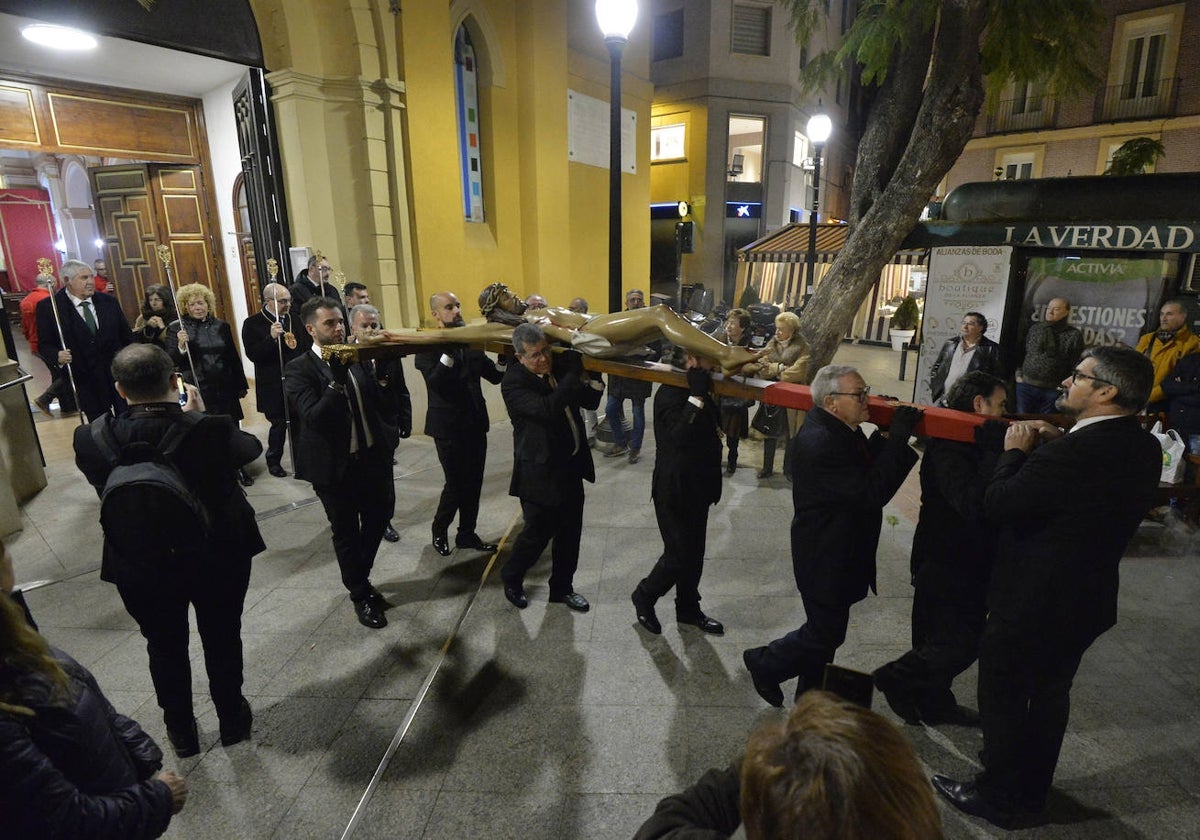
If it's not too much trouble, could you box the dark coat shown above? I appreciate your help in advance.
[928,335,1003,404]
[502,355,602,507]
[787,407,919,604]
[1162,352,1200,437]
[73,403,266,585]
[0,648,174,840]
[240,311,311,419]
[284,350,400,486]
[633,762,742,840]
[984,415,1160,651]
[416,346,504,438]
[167,316,249,421]
[363,356,412,438]
[910,428,1004,599]
[288,275,342,310]
[35,290,132,418]
[652,384,723,508]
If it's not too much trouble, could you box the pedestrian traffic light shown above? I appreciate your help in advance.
[677,221,695,253]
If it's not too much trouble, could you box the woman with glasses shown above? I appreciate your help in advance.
[928,311,1003,406]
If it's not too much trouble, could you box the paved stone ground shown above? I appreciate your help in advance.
[9,343,1199,839]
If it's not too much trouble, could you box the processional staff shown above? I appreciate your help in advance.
[156,245,204,410]
[266,258,298,468]
[37,257,84,426]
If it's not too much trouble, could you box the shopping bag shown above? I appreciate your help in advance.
[1150,421,1186,484]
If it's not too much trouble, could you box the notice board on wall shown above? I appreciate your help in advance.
[567,89,636,174]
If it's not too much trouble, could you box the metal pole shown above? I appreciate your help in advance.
[606,37,626,314]
[802,141,824,309]
[156,245,202,400]
[36,258,84,425]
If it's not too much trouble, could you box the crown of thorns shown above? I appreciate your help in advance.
[478,282,510,316]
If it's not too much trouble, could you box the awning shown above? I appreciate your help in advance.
[738,222,927,265]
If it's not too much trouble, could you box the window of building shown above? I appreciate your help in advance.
[999,151,1036,180]
[1103,6,1183,121]
[654,8,684,61]
[792,130,809,168]
[651,123,686,162]
[731,3,771,56]
[454,24,484,223]
[1098,135,1160,175]
[728,115,765,182]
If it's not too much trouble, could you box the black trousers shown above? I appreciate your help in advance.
[875,583,987,714]
[975,618,1088,811]
[265,416,288,467]
[638,497,709,615]
[117,559,252,727]
[757,591,852,695]
[37,364,78,411]
[432,432,488,537]
[315,450,395,601]
[501,481,584,600]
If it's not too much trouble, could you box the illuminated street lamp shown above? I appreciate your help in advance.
[803,108,832,307]
[595,0,638,313]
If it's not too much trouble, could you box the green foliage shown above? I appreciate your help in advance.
[738,283,761,309]
[891,295,920,331]
[782,0,1103,102]
[1105,138,1166,175]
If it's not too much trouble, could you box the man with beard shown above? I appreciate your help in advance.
[933,346,1161,828]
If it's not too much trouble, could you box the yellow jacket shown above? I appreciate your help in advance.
[1136,325,1200,403]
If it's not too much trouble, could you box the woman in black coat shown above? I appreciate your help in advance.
[168,283,248,421]
[132,285,178,349]
[0,592,188,838]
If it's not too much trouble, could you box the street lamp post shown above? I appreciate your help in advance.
[595,0,638,314]
[802,109,832,308]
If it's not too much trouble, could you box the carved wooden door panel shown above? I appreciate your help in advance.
[233,173,260,314]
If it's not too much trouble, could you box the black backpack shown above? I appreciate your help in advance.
[90,414,212,575]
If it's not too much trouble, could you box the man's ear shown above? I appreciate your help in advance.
[972,394,985,414]
[305,322,316,338]
[115,381,128,400]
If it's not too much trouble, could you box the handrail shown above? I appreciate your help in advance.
[0,367,34,392]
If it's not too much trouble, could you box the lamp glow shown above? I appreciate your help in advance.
[595,0,638,41]
[21,24,98,51]
[806,112,832,144]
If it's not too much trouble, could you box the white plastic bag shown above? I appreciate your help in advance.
[1150,421,1186,484]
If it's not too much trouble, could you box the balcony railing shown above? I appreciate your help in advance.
[1095,76,1179,122]
[985,94,1058,134]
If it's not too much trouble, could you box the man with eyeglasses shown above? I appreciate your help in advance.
[743,364,922,707]
[932,345,1161,828]
[499,323,604,612]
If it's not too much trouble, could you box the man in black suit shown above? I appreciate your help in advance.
[284,297,400,629]
[415,291,505,557]
[241,282,311,477]
[36,259,133,420]
[500,323,603,612]
[933,346,1161,828]
[631,352,725,636]
[289,253,341,310]
[74,344,264,757]
[743,365,922,707]
[874,371,1008,726]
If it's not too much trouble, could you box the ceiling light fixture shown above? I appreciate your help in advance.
[21,24,99,52]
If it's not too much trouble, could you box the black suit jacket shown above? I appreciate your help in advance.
[984,415,1160,651]
[283,350,400,486]
[928,335,1003,404]
[289,276,341,311]
[240,311,311,418]
[787,407,919,604]
[416,346,503,438]
[651,384,722,508]
[502,355,602,507]
[36,290,132,418]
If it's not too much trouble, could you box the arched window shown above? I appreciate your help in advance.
[454,24,484,222]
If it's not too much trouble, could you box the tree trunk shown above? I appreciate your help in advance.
[800,1,991,379]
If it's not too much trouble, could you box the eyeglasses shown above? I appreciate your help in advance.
[1070,369,1114,387]
[829,386,871,402]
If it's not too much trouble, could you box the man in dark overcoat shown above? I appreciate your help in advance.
[933,345,1162,828]
[499,323,604,612]
[743,364,921,706]
[631,351,725,636]
[241,282,311,477]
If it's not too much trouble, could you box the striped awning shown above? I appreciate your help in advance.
[738,222,927,265]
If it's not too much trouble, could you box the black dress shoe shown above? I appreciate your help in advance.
[366,589,391,610]
[383,524,400,543]
[432,529,452,556]
[503,584,528,609]
[219,698,253,747]
[873,668,922,725]
[756,468,774,479]
[166,718,200,758]
[931,775,1016,828]
[455,533,498,552]
[267,463,288,478]
[631,590,661,634]
[353,597,388,629]
[237,468,255,487]
[921,703,982,727]
[550,591,590,612]
[678,613,724,635]
[742,648,784,707]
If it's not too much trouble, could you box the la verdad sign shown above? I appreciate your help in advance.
[1002,224,1197,251]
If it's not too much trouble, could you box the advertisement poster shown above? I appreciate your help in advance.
[914,246,1012,404]
[1018,256,1168,352]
